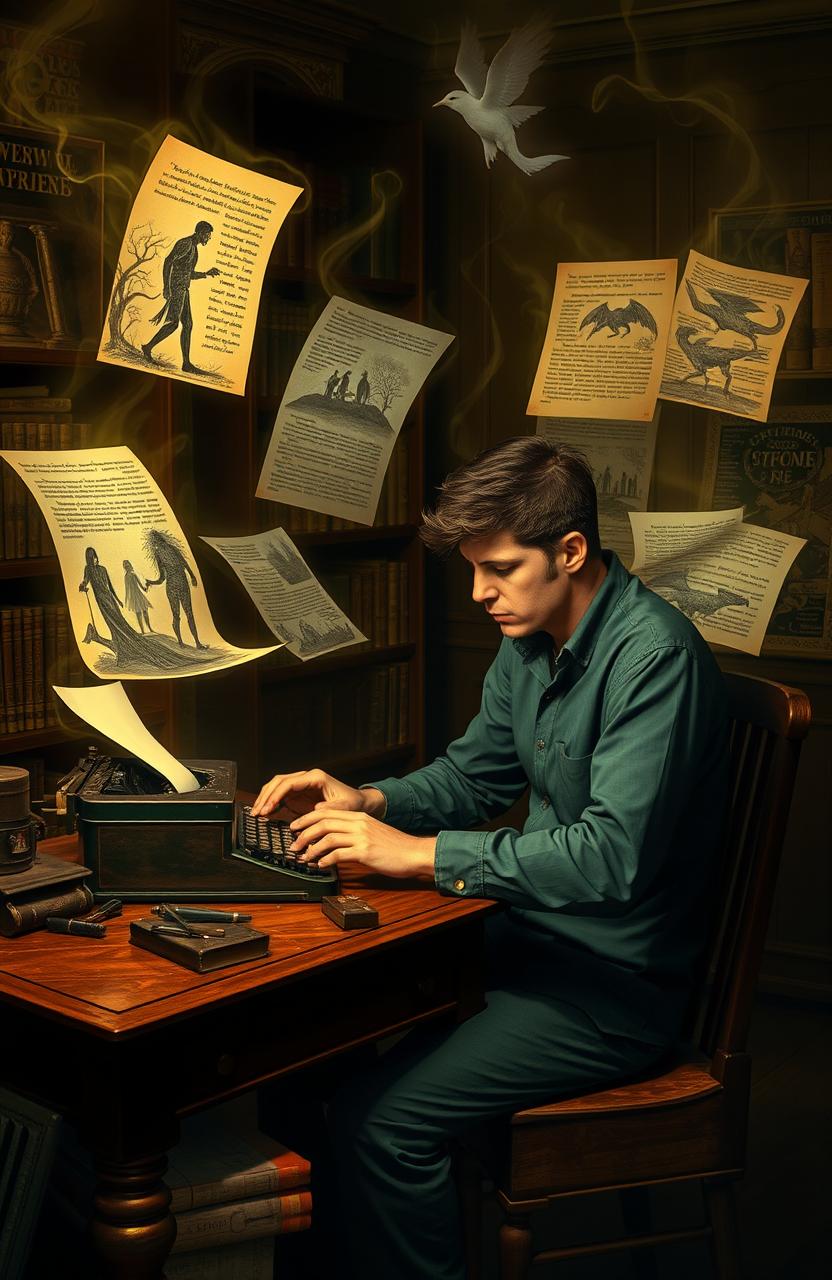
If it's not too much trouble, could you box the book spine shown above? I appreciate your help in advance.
[1,424,14,559]
[12,422,26,557]
[169,1150,311,1213]
[811,231,832,370]
[32,605,45,730]
[1,608,15,734]
[12,608,24,735]
[21,606,35,731]
[0,883,93,938]
[44,605,58,726]
[171,1191,313,1254]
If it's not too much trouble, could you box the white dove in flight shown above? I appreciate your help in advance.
[433,16,568,175]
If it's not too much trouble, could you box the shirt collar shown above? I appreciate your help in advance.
[512,551,629,671]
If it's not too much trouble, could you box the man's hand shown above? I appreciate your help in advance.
[288,807,436,880]
[251,769,385,821]
[206,267,220,277]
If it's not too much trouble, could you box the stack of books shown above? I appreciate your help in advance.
[0,853,92,938]
[47,1094,312,1279]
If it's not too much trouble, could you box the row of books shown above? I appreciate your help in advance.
[321,558,410,648]
[784,228,832,370]
[0,604,82,736]
[271,160,403,280]
[257,434,410,533]
[267,661,410,766]
[1,420,91,561]
[42,1095,311,1279]
[253,296,316,401]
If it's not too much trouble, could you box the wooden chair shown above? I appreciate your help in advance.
[460,672,811,1280]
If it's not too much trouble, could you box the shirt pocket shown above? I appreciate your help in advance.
[552,742,593,826]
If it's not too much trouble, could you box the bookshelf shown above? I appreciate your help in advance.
[179,58,427,790]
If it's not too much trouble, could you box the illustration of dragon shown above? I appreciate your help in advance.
[685,281,785,349]
[579,299,657,340]
[675,325,767,396]
[650,570,748,620]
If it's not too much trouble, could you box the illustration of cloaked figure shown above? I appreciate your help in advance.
[143,528,208,649]
[685,281,785,349]
[79,546,180,670]
[649,569,749,620]
[142,220,220,374]
[433,16,568,175]
[580,299,658,340]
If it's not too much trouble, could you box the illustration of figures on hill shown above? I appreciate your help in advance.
[265,538,311,585]
[143,528,208,649]
[288,352,407,437]
[579,299,657,341]
[101,220,229,386]
[123,559,152,632]
[79,546,188,672]
[647,570,749,621]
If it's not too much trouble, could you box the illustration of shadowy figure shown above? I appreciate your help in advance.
[123,559,153,632]
[143,528,208,649]
[356,370,371,404]
[79,547,181,670]
[580,299,658,340]
[141,220,220,374]
[650,569,749,620]
[685,281,785,349]
[336,370,351,400]
[674,325,767,396]
[324,369,340,398]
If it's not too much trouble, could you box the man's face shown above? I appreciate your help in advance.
[460,530,568,639]
[198,227,212,244]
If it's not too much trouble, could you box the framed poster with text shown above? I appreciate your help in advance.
[702,406,832,657]
[0,122,103,353]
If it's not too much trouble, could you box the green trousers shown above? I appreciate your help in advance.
[329,917,669,1279]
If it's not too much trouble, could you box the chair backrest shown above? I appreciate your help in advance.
[692,672,810,1061]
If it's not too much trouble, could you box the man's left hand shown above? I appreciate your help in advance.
[288,807,436,881]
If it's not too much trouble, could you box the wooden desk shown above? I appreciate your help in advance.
[0,837,497,1279]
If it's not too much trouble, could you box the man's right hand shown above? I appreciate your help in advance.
[250,769,385,822]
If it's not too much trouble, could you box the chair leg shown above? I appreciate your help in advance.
[499,1212,533,1280]
[703,1177,743,1280]
[619,1187,659,1280]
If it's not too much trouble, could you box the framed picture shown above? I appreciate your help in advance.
[0,121,103,353]
[709,199,832,272]
[702,406,832,657]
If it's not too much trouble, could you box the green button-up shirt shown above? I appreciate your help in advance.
[372,552,728,1044]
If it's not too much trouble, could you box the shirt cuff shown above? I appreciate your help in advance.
[363,776,418,828]
[433,829,487,898]
[358,784,388,820]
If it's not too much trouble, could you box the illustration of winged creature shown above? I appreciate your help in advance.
[580,299,658,340]
[675,325,767,395]
[650,570,748,620]
[433,16,568,175]
[685,281,785,348]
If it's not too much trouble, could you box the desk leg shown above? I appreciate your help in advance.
[90,1152,177,1279]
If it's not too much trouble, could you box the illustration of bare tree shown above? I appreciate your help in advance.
[106,222,169,355]
[370,355,411,415]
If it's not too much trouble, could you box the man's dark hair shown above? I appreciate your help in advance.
[194,220,213,235]
[420,436,602,561]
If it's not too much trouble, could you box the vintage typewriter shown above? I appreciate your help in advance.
[57,751,339,903]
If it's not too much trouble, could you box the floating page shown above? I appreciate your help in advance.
[256,296,454,525]
[97,135,302,395]
[0,445,280,679]
[527,259,677,422]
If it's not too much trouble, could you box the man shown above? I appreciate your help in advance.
[142,220,220,373]
[252,437,728,1280]
[356,369,371,404]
